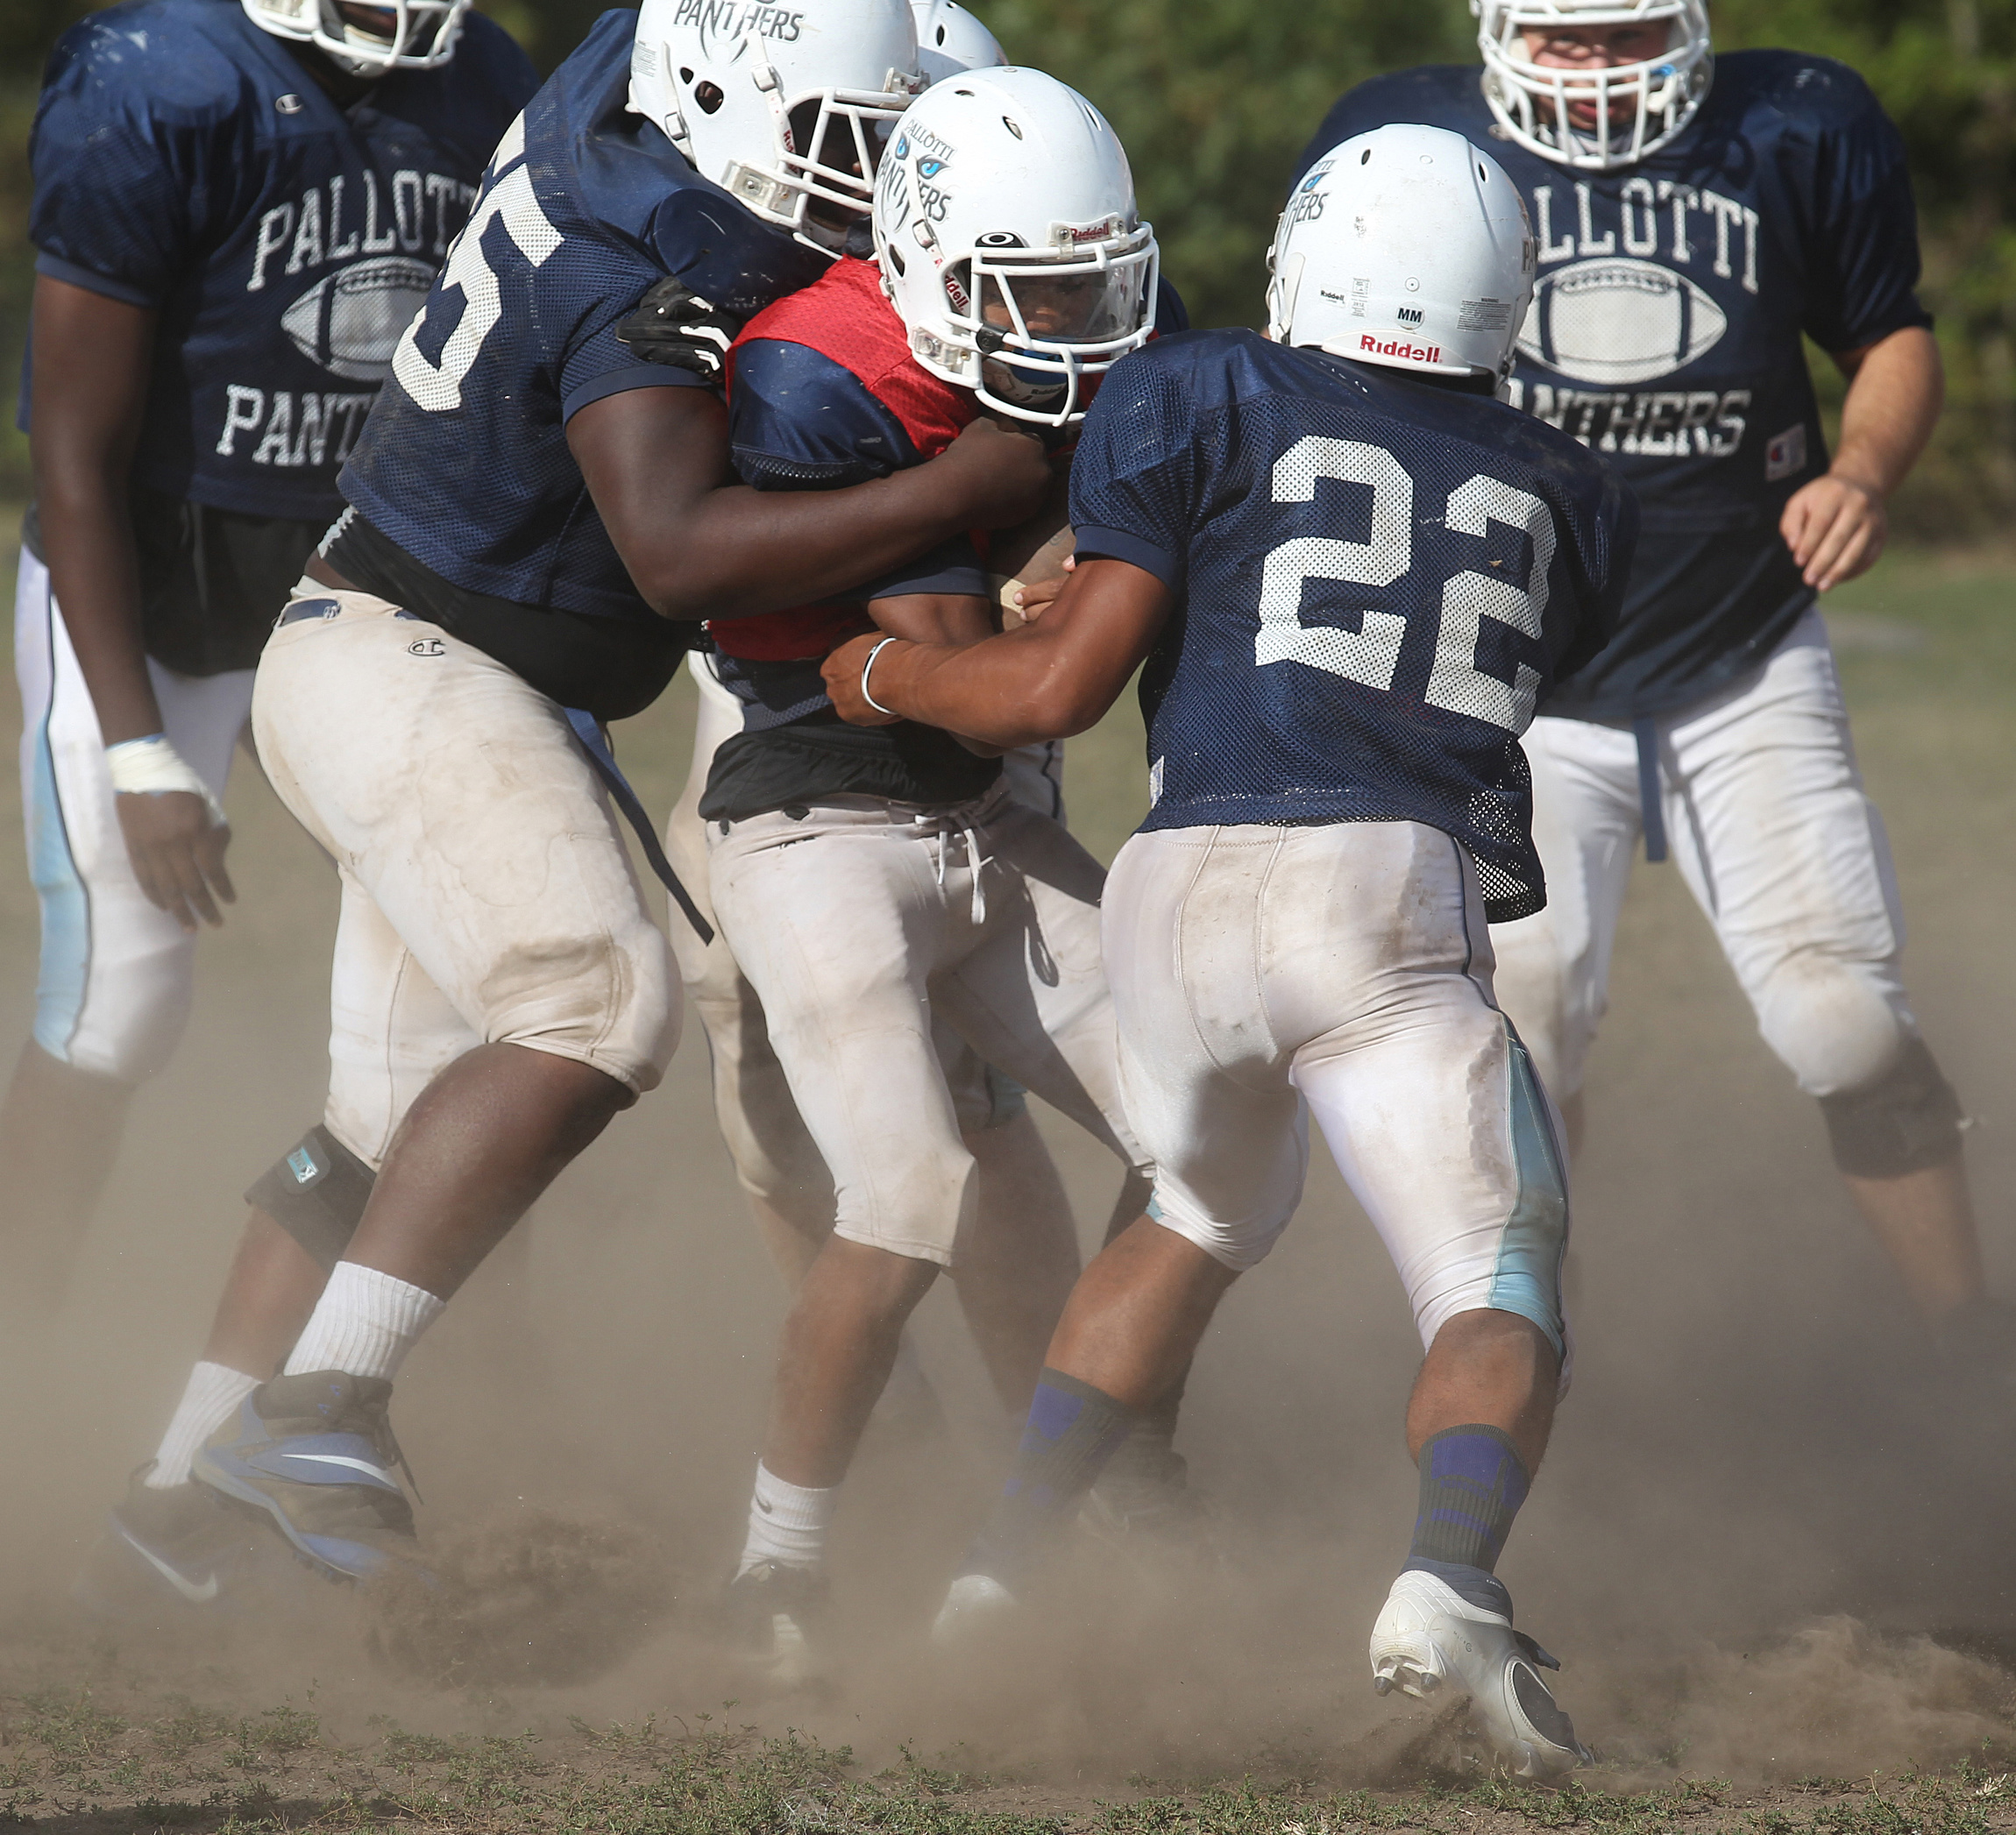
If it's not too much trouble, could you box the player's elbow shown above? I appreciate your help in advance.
[1002,673,1106,745]
[630,552,724,623]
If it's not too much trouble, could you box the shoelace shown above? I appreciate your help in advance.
[911,809,992,925]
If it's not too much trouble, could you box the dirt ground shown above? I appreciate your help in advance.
[4,518,2016,1832]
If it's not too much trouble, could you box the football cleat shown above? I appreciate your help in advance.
[929,1571,1019,1648]
[1368,1569,1592,1778]
[720,1560,830,1689]
[192,1371,420,1585]
[75,1464,259,1615]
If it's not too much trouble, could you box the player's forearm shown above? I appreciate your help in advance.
[33,478,160,745]
[30,277,164,743]
[647,471,1008,622]
[1831,325,1942,499]
[855,632,1102,747]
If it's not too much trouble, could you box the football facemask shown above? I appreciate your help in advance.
[242,0,467,74]
[1474,0,1713,170]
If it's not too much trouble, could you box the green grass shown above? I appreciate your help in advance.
[5,1684,2016,1835]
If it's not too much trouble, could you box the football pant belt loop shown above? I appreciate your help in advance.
[1631,717,1667,865]
[563,708,714,945]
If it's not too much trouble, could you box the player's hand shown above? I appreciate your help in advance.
[1008,553,1075,627]
[116,791,235,932]
[1780,471,1887,592]
[614,278,742,384]
[823,632,905,726]
[931,416,1054,530]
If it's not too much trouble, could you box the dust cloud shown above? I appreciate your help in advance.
[2,570,2015,1789]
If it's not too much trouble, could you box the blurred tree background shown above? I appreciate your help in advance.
[2,0,2012,535]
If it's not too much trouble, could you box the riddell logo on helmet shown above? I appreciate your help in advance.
[1361,332,1441,363]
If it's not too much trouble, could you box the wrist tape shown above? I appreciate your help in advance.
[104,735,227,827]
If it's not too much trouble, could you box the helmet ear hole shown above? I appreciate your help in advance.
[887,244,906,277]
[693,80,724,115]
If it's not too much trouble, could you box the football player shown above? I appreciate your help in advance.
[5,0,536,1313]
[1298,4,1992,1362]
[657,0,1080,1477]
[823,124,1635,1776]
[697,67,1164,1676]
[657,4,1180,1551]
[89,0,1052,1607]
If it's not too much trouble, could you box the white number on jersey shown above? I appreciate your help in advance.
[1253,436,1553,736]
[393,117,561,414]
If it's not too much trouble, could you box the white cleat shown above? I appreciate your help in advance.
[930,1572,1019,1648]
[1368,1570,1593,1778]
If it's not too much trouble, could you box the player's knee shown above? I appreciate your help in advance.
[489,923,680,1096]
[42,973,195,1085]
[1755,953,1913,1097]
[1817,1035,1966,1180]
[834,1142,979,1266]
[245,1123,377,1271]
[1144,1187,1286,1273]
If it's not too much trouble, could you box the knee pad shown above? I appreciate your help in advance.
[245,1125,376,1271]
[1818,1037,1966,1179]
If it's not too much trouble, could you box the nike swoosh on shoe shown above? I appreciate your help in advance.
[113,1526,220,1604]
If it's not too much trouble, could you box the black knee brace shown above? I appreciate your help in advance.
[244,1125,377,1271]
[1818,1037,1967,1179]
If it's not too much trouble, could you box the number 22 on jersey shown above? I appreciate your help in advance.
[1256,436,1555,735]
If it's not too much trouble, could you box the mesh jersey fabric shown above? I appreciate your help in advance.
[1069,329,1636,923]
[337,8,832,627]
[25,0,534,523]
[717,255,983,664]
[1297,53,1930,719]
[700,257,999,818]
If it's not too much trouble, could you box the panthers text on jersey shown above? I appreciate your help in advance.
[1297,55,1929,719]
[337,7,833,634]
[25,0,535,524]
[1069,329,1636,921]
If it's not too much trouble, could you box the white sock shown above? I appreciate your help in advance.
[146,1361,260,1489]
[737,1461,840,1576]
[282,1262,444,1382]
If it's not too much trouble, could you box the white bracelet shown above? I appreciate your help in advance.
[104,734,227,827]
[860,636,902,718]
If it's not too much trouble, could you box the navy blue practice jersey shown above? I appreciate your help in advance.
[1299,55,1930,719]
[25,0,534,521]
[1070,329,1636,921]
[339,9,832,626]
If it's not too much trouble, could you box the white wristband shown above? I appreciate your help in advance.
[860,636,902,718]
[104,735,227,827]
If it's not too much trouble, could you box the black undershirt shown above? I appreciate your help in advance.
[25,492,327,677]
[323,511,690,721]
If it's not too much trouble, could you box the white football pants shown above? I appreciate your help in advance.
[1492,609,1918,1103]
[706,779,1148,1267]
[1103,818,1569,1358]
[254,581,679,1168]
[663,654,1063,1219]
[14,545,254,1082]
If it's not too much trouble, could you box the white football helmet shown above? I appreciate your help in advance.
[1474,0,1713,169]
[909,0,1007,82]
[873,67,1158,427]
[241,0,467,74]
[628,0,923,253]
[1267,124,1536,387]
